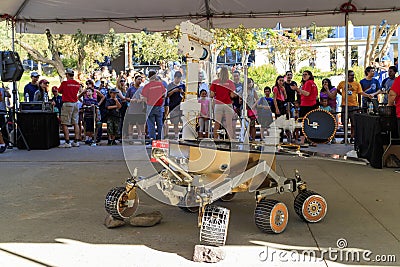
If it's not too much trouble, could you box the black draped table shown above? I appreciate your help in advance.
[17,112,60,150]
[354,113,398,168]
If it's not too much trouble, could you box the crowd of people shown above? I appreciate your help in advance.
[1,58,400,152]
[204,61,399,146]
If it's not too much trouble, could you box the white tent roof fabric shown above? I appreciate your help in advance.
[1,0,400,33]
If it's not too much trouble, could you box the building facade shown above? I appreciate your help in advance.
[255,25,400,73]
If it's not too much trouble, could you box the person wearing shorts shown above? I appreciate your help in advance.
[125,75,146,141]
[210,66,236,140]
[106,88,122,145]
[59,68,81,148]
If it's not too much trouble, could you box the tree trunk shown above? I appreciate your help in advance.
[369,23,386,65]
[77,46,85,73]
[16,39,63,80]
[377,24,398,59]
[45,29,65,80]
[127,40,133,69]
[364,26,373,67]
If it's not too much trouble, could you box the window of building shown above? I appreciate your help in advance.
[329,27,346,38]
[330,47,338,71]
[351,46,358,66]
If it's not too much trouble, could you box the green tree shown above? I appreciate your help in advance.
[55,29,124,73]
[247,64,278,91]
[210,26,263,79]
[266,26,332,73]
[16,29,65,78]
[267,29,313,73]
[11,24,124,79]
[131,31,179,64]
[0,21,13,52]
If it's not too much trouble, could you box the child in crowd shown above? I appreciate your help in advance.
[319,97,336,143]
[105,88,122,145]
[291,100,301,143]
[198,89,210,138]
[291,100,300,119]
[51,86,63,118]
[319,97,332,113]
[82,88,99,146]
[256,86,274,141]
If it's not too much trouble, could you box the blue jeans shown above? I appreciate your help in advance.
[146,105,163,140]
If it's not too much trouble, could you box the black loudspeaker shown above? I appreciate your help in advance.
[380,116,398,136]
[16,112,60,149]
[0,51,24,82]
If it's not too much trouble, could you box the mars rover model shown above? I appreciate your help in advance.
[105,22,332,246]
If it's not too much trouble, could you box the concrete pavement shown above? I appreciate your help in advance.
[0,144,399,266]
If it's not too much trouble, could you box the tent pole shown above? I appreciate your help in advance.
[10,19,19,146]
[239,52,249,143]
[344,12,349,145]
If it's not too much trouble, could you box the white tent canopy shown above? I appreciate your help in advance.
[1,0,400,33]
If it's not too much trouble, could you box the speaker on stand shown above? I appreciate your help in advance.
[0,51,24,82]
[0,51,30,150]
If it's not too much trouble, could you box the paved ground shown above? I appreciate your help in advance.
[0,143,399,266]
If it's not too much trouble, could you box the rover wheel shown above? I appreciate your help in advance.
[105,187,139,220]
[220,192,236,202]
[294,190,327,223]
[254,199,288,234]
[179,190,200,213]
[200,205,230,246]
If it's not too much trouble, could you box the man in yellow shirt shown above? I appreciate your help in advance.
[337,70,372,143]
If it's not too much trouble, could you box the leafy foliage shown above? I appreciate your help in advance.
[0,21,14,52]
[266,29,314,73]
[131,31,179,64]
[55,29,124,73]
[247,64,278,90]
[212,26,263,63]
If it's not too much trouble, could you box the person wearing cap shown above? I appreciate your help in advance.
[105,88,122,145]
[125,75,146,141]
[23,71,40,102]
[81,79,106,143]
[141,70,167,140]
[33,79,50,101]
[377,56,392,85]
[58,68,81,148]
[51,86,63,117]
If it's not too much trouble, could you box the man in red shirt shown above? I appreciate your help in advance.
[58,68,81,148]
[210,66,236,139]
[141,70,166,140]
[388,76,400,135]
